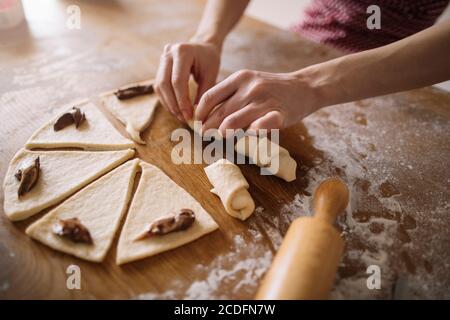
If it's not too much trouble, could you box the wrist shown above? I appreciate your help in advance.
[292,60,343,112]
[190,31,224,51]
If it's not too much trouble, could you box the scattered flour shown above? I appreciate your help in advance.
[137,234,273,300]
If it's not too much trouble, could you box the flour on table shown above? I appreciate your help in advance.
[136,234,273,300]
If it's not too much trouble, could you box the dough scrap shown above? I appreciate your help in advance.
[3,148,135,221]
[100,79,159,144]
[204,159,255,220]
[26,159,140,262]
[26,100,134,151]
[116,161,218,265]
[235,136,297,182]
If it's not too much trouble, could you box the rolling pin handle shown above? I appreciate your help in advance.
[254,178,349,300]
[313,178,349,225]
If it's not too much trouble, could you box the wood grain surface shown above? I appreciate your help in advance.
[1,0,449,299]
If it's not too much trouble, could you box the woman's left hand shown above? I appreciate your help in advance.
[195,69,320,135]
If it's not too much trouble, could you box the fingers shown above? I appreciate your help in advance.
[155,46,183,121]
[172,45,194,120]
[247,110,285,133]
[202,93,244,131]
[217,103,270,137]
[196,71,244,122]
[198,69,287,135]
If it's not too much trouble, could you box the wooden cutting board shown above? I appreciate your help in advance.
[1,0,449,299]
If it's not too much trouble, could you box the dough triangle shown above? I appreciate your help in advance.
[26,159,140,262]
[100,80,159,144]
[116,161,218,265]
[3,148,135,221]
[26,100,134,150]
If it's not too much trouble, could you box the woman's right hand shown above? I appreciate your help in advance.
[154,40,221,122]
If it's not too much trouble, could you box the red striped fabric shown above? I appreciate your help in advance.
[292,0,449,52]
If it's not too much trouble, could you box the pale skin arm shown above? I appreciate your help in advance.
[194,0,250,49]
[306,19,450,109]
[154,0,250,122]
[196,19,450,135]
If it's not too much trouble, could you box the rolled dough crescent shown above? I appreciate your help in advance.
[26,159,140,262]
[3,148,135,221]
[100,79,159,144]
[26,100,134,151]
[235,136,297,182]
[116,161,218,265]
[204,159,255,220]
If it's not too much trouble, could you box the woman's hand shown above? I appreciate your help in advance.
[154,40,221,122]
[196,69,320,135]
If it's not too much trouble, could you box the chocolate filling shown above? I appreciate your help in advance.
[72,107,86,128]
[135,208,195,240]
[53,107,86,131]
[16,157,40,197]
[114,84,154,100]
[53,218,93,244]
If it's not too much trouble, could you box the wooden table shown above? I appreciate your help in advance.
[1,0,449,299]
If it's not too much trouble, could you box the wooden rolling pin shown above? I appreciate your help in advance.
[255,178,349,300]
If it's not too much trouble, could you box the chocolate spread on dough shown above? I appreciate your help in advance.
[72,107,86,128]
[53,107,86,131]
[16,157,40,197]
[53,218,93,244]
[53,112,74,131]
[135,208,195,240]
[114,84,154,100]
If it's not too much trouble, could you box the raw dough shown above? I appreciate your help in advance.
[116,161,218,265]
[204,159,255,220]
[26,100,134,150]
[100,79,159,144]
[3,148,135,221]
[26,159,140,262]
[186,78,199,132]
[235,136,297,182]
